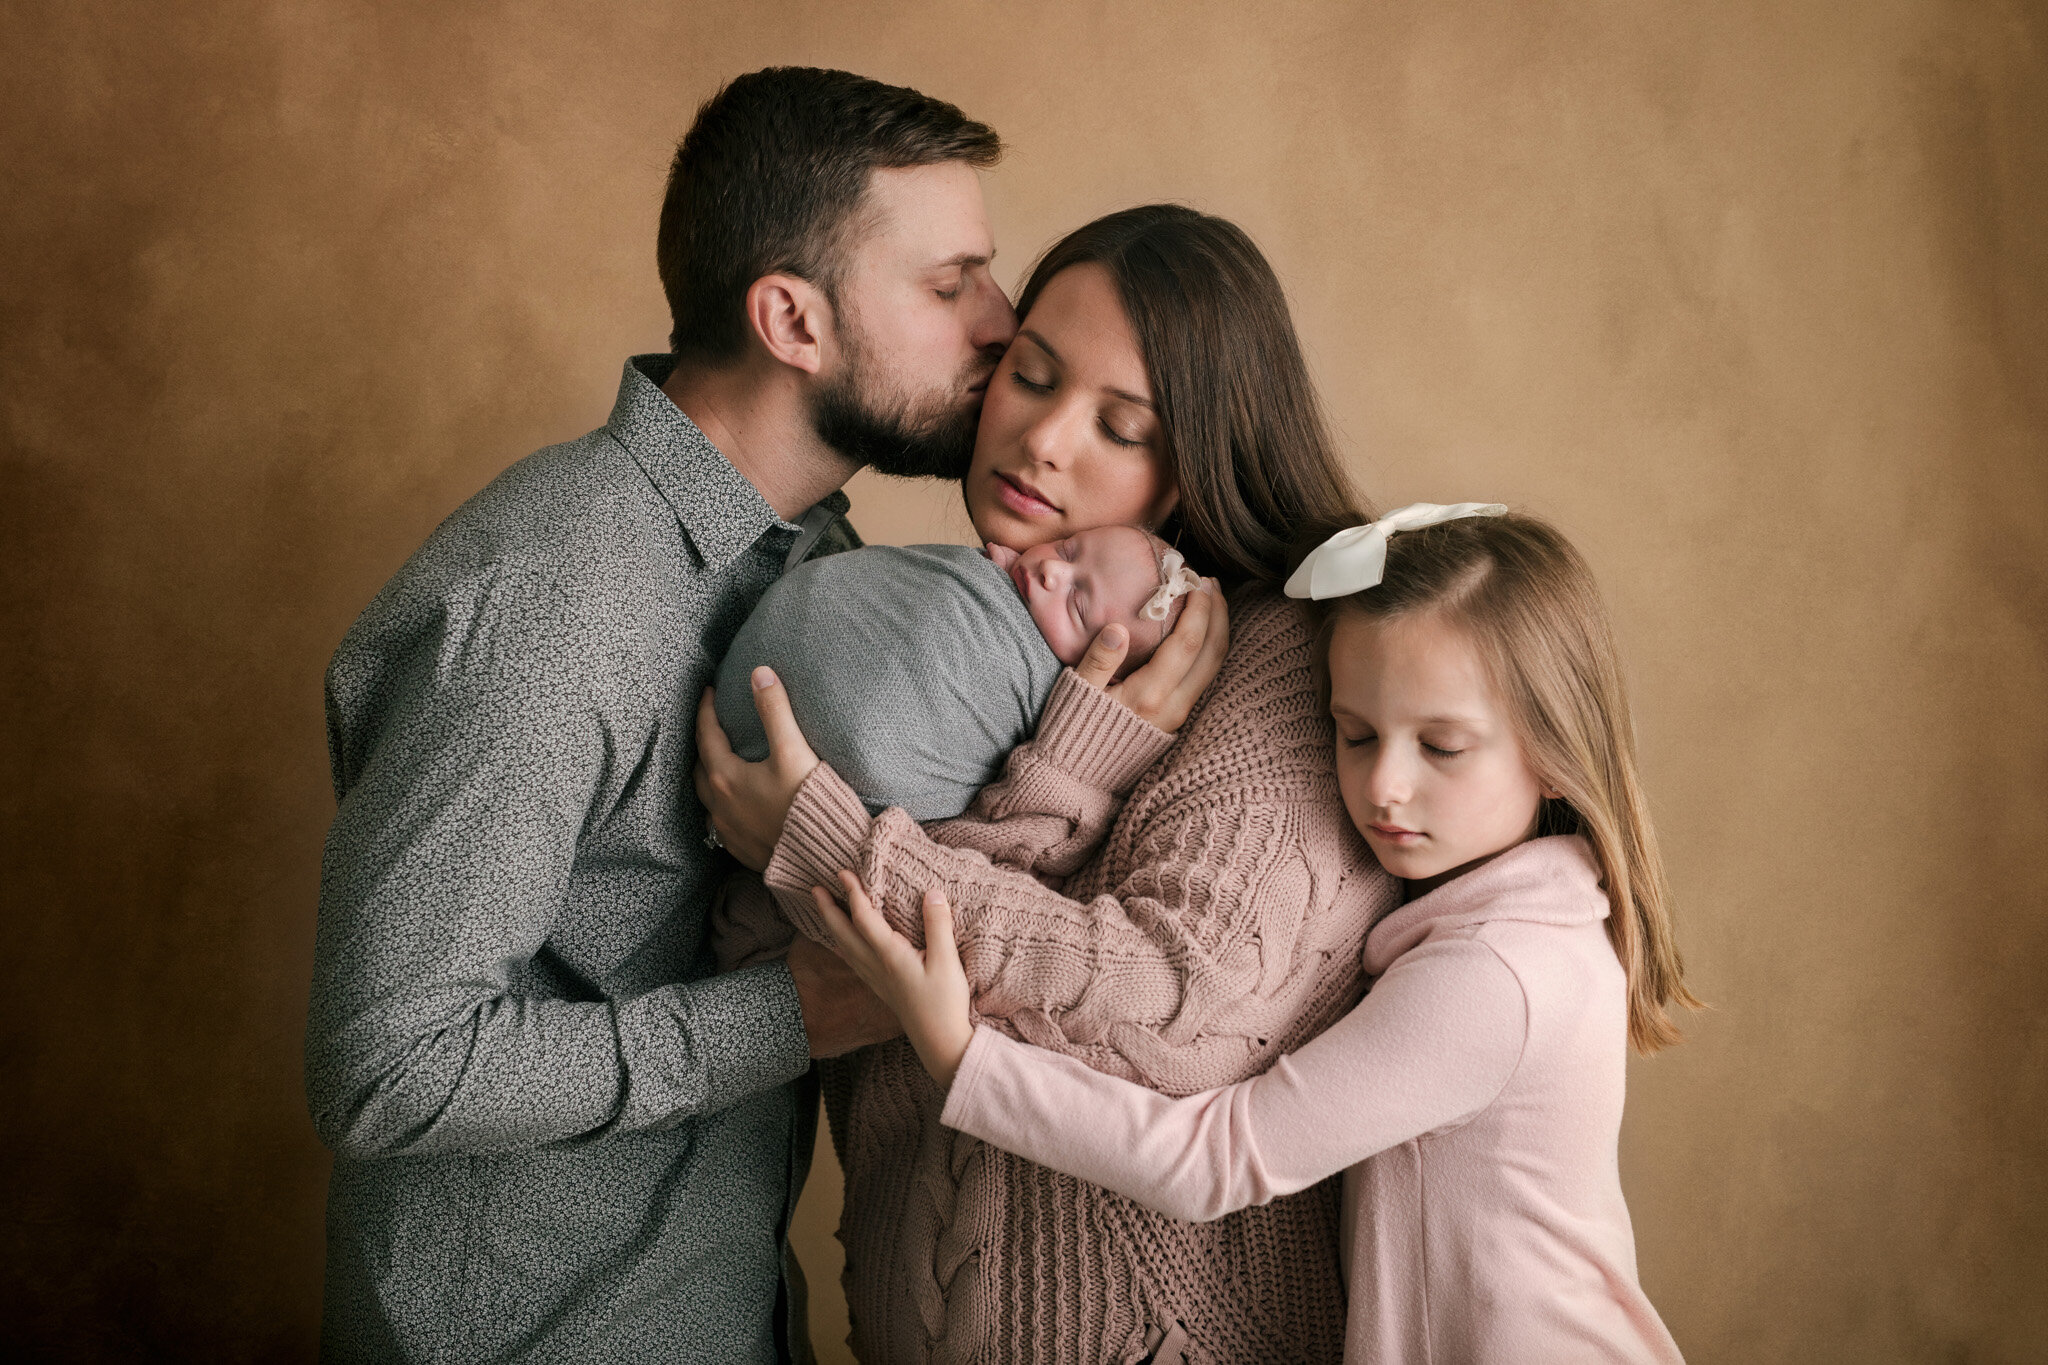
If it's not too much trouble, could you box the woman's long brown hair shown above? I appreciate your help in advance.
[1012,205,1369,590]
[1304,511,1703,1053]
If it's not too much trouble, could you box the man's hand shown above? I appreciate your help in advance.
[694,666,820,872]
[785,933,903,1058]
[1074,579,1231,733]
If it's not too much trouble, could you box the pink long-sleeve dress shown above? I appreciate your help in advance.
[942,835,1686,1365]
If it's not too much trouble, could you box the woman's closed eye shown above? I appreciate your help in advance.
[1098,419,1141,449]
[1423,741,1464,758]
[1010,368,1052,394]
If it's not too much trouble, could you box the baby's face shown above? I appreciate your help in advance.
[987,525,1167,667]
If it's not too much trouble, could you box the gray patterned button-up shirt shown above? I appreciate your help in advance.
[307,355,859,1363]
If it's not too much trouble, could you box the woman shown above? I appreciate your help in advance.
[700,205,1396,1364]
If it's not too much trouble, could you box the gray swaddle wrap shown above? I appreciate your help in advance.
[714,543,1064,821]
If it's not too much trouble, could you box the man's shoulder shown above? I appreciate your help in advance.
[381,427,692,620]
[462,428,678,577]
[332,428,687,676]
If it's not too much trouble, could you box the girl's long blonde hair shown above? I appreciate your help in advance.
[1303,511,1702,1053]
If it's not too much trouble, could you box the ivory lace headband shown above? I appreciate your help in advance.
[1142,548,1202,621]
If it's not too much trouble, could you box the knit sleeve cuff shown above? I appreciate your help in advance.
[1031,670,1176,797]
[764,762,875,899]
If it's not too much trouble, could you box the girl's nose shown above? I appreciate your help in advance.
[1367,749,1412,808]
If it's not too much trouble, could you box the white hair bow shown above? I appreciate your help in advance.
[1142,549,1202,621]
[1283,501,1510,600]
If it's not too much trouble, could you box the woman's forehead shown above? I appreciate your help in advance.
[1020,265,1151,400]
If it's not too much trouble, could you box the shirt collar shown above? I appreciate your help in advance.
[607,353,850,571]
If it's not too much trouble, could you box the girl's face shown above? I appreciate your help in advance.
[1328,609,1552,896]
[964,263,1180,550]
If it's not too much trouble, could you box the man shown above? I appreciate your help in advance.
[305,67,1016,1362]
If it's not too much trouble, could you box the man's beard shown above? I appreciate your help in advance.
[809,338,983,480]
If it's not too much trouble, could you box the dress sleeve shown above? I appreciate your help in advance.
[306,564,810,1161]
[939,936,1528,1222]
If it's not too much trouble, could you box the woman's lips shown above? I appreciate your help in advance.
[995,472,1060,518]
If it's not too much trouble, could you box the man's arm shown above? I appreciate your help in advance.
[305,564,812,1160]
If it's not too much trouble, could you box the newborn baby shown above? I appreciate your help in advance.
[715,525,1199,821]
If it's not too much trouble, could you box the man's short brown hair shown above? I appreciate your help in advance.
[657,67,1001,364]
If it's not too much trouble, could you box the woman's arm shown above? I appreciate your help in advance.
[695,585,1227,872]
[769,595,1389,1094]
[921,667,1175,881]
[769,747,1384,1094]
[937,937,1528,1222]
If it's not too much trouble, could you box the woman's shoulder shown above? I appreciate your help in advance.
[1224,582,1314,647]
[1201,585,1321,720]
[1157,585,1331,782]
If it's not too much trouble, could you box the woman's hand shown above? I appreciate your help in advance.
[810,871,973,1090]
[1077,579,1231,733]
[694,666,820,872]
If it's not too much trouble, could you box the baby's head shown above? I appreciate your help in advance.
[988,525,1199,678]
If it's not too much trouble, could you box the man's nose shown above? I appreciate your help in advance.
[971,273,1019,352]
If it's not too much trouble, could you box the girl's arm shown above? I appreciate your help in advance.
[813,876,1526,1224]
[941,939,1525,1220]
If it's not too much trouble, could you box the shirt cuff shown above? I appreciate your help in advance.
[614,960,811,1130]
[938,1024,1009,1135]
[1032,671,1176,796]
[764,762,874,899]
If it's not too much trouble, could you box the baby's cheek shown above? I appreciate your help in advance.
[1030,603,1085,664]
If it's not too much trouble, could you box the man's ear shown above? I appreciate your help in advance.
[744,272,833,376]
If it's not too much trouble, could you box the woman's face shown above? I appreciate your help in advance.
[964,263,1180,550]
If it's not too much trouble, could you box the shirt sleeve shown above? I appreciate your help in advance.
[306,563,810,1160]
[939,936,1528,1223]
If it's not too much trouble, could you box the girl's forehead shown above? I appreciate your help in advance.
[1330,611,1501,710]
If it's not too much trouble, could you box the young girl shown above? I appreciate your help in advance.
[811,502,1699,1364]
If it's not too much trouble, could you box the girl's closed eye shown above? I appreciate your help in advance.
[1010,368,1052,394]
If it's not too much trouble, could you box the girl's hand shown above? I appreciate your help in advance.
[694,666,820,872]
[810,871,973,1089]
[1074,579,1230,734]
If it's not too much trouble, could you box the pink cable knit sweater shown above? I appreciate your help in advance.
[764,591,1396,1365]
[941,837,1685,1365]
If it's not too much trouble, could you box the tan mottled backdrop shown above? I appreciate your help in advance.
[3,1,2043,1360]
